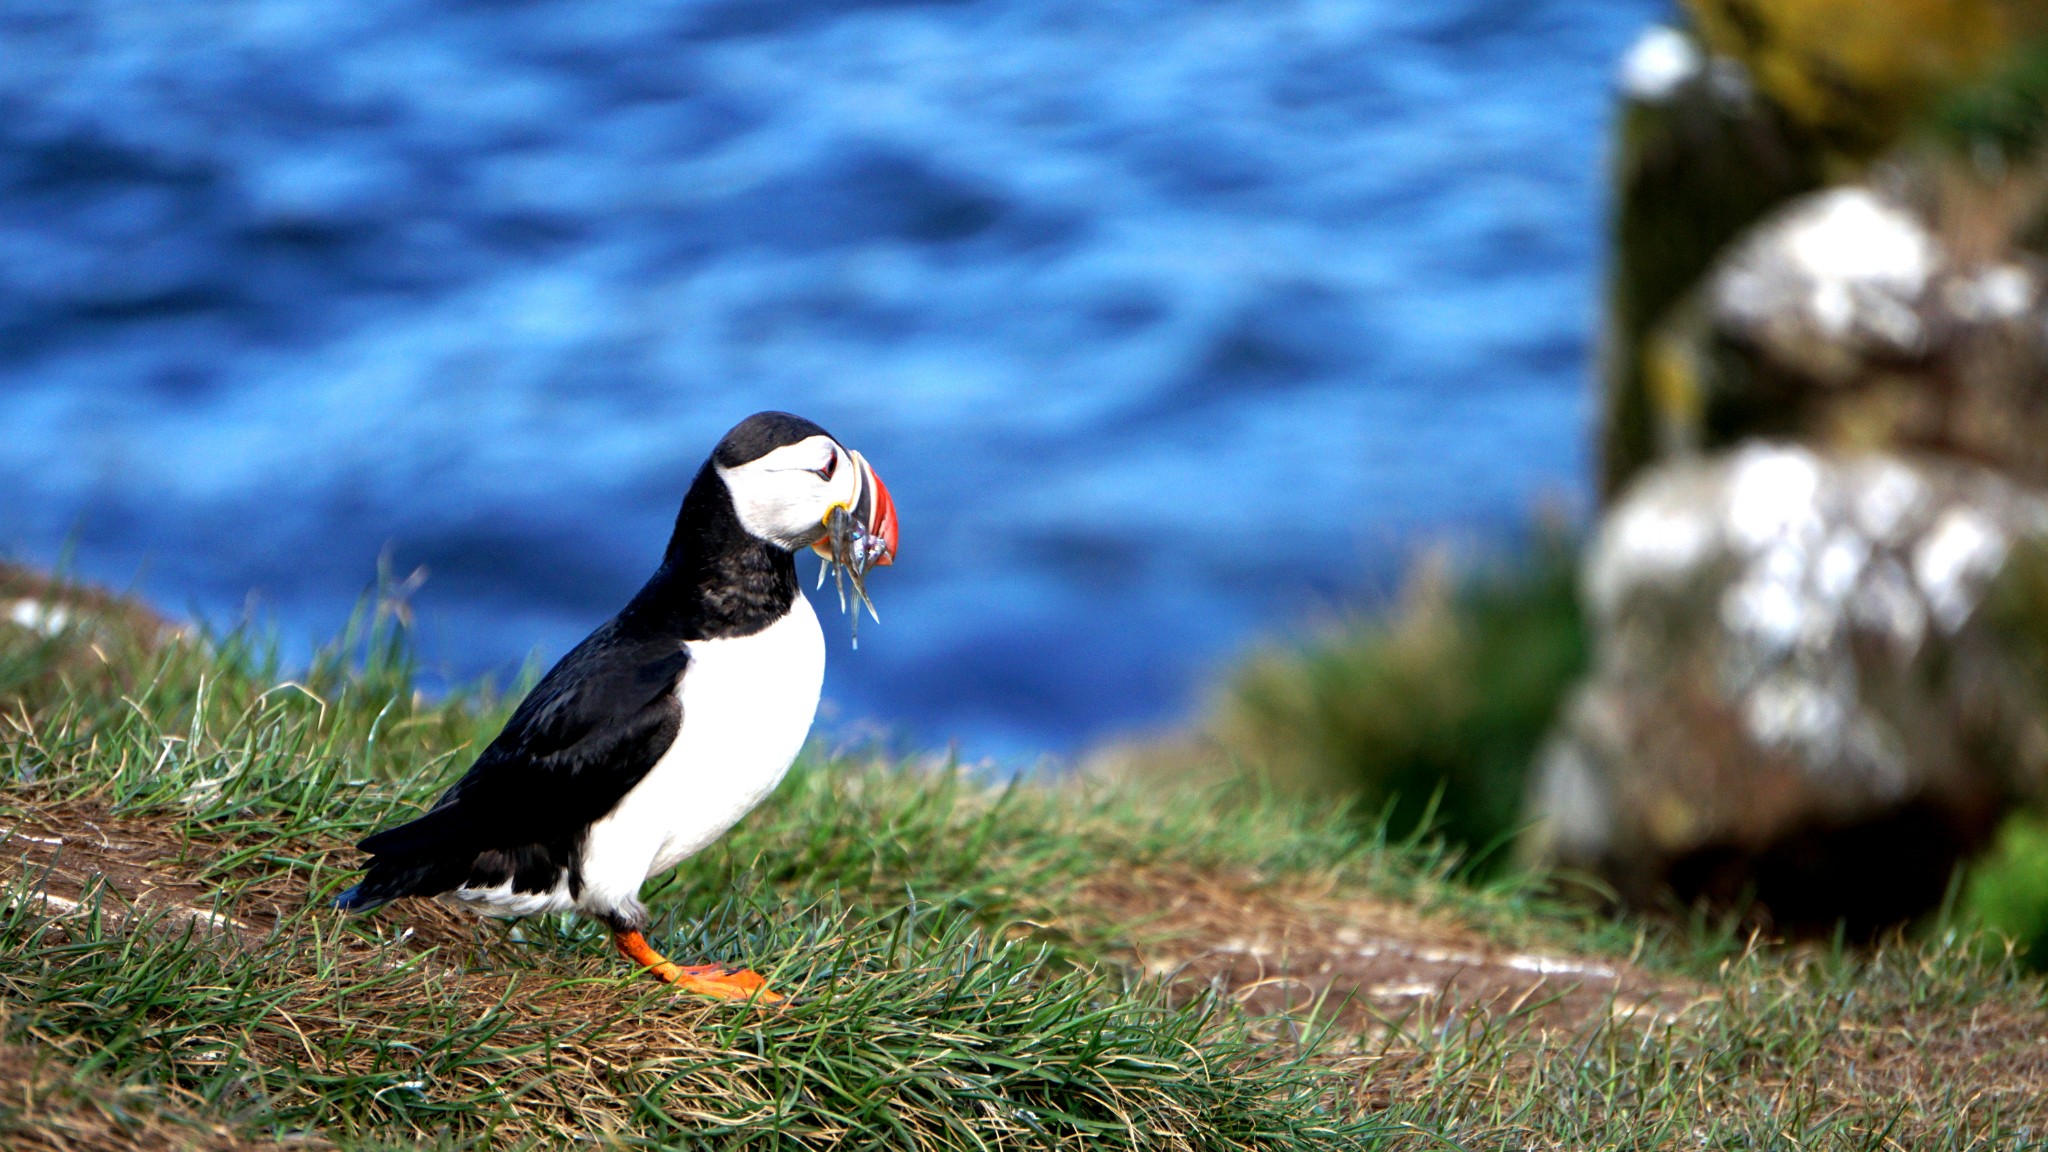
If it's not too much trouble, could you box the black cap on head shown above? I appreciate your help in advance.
[713,411,834,468]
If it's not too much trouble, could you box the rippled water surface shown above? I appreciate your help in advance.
[0,0,1662,758]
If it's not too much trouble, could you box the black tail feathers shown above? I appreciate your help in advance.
[336,802,483,912]
[332,882,386,912]
[332,855,466,912]
[356,804,470,858]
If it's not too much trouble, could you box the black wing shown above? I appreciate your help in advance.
[356,619,690,860]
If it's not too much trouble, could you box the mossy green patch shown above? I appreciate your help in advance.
[1208,535,1586,873]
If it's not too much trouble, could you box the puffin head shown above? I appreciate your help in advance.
[712,411,898,563]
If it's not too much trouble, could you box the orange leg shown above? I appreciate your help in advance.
[613,930,784,1003]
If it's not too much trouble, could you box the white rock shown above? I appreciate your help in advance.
[1913,507,2007,633]
[1726,445,1823,552]
[1945,263,2037,322]
[1715,188,1943,363]
[1785,190,1936,301]
[1537,448,2048,873]
[1618,26,1703,102]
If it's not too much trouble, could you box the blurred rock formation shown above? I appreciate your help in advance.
[1529,447,2048,929]
[1657,179,2048,482]
[1538,12,2048,928]
[1600,27,1818,500]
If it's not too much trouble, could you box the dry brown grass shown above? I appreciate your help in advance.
[0,1031,292,1152]
[1071,866,1693,1037]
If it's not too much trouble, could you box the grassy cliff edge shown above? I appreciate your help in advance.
[1,568,2044,1149]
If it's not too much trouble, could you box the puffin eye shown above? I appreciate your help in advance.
[814,453,837,482]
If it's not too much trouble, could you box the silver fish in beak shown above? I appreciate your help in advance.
[811,448,897,646]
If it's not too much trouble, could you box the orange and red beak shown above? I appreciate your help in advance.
[858,452,898,566]
[812,448,897,566]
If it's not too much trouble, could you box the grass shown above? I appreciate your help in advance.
[1195,533,1586,872]
[1350,929,2048,1148]
[1964,541,2048,974]
[2,563,2047,1149]
[1968,814,2048,971]
[0,569,1384,1149]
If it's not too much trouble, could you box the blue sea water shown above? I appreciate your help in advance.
[0,0,1664,761]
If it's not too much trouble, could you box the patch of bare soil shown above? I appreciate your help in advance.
[1076,868,1697,1035]
[1,802,273,941]
[0,797,498,959]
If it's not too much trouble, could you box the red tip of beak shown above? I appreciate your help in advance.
[865,462,898,566]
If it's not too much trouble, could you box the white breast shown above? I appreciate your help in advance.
[575,592,825,917]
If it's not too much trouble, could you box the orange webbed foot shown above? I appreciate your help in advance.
[674,966,784,1002]
[613,930,786,1004]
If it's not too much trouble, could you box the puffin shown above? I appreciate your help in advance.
[335,411,897,1002]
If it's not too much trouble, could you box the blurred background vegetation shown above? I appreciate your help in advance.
[1204,533,1584,876]
[1117,0,2048,969]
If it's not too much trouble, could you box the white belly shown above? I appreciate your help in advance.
[575,592,825,916]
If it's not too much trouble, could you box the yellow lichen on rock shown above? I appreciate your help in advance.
[1684,0,2034,158]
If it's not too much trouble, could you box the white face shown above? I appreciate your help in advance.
[718,434,862,550]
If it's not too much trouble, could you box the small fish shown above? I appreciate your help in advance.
[819,504,886,647]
